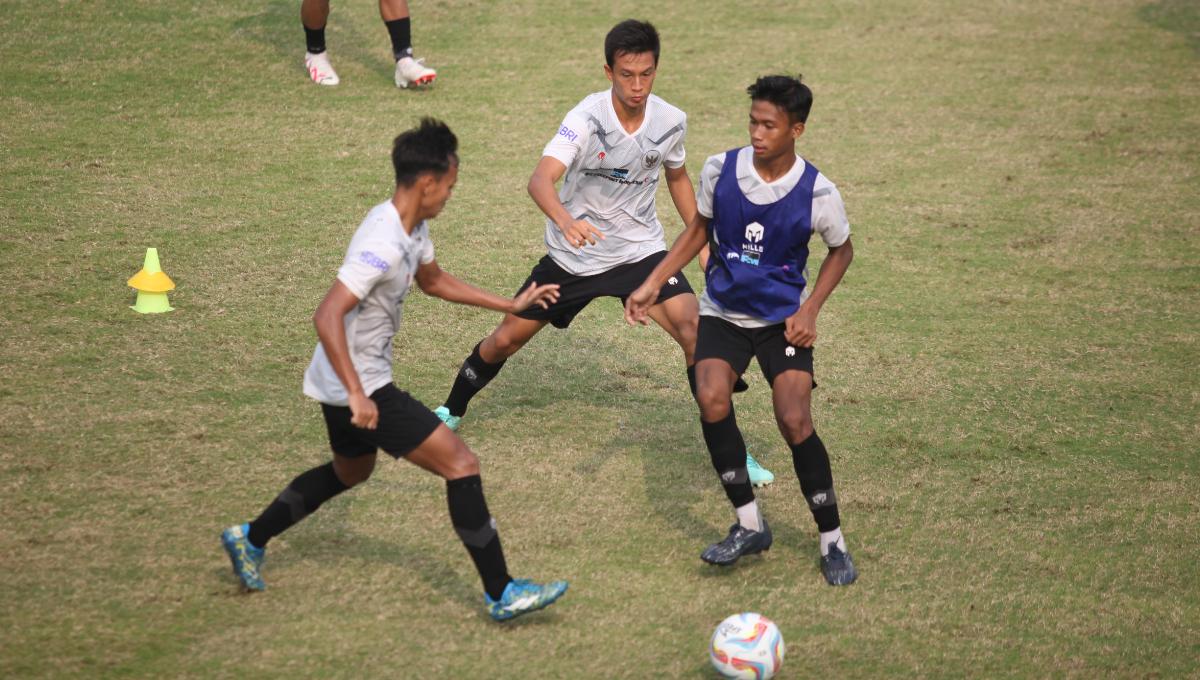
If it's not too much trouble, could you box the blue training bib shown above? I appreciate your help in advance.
[705,148,819,322]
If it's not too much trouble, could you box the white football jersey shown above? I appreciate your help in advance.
[303,200,434,405]
[541,89,687,275]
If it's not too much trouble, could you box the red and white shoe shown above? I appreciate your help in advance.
[304,51,339,86]
[394,56,436,89]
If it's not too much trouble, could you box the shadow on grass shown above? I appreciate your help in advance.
[1139,0,1200,54]
[594,378,821,564]
[210,526,567,627]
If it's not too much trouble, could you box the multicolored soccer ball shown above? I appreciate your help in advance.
[709,612,786,680]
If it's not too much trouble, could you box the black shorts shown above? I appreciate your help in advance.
[514,251,694,329]
[695,315,816,387]
[320,384,442,458]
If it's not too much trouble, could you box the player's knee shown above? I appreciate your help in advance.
[441,442,481,480]
[332,455,376,487]
[488,331,527,359]
[697,386,732,421]
[676,316,698,353]
[777,410,814,444]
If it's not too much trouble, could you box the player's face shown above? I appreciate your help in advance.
[748,99,805,161]
[422,162,458,218]
[604,51,657,112]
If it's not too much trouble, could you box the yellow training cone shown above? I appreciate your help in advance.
[128,247,175,313]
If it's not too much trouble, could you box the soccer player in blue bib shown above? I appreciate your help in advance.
[626,75,858,585]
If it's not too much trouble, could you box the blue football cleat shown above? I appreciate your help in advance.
[434,406,462,432]
[485,578,568,621]
[746,452,774,487]
[821,543,858,586]
[221,523,265,591]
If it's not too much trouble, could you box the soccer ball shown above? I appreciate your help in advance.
[709,612,785,680]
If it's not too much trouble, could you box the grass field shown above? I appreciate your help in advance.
[2,0,1198,677]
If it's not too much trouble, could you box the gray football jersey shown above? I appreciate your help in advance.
[303,201,434,406]
[541,90,687,275]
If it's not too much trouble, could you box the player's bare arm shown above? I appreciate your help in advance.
[664,164,698,230]
[624,213,710,326]
[784,237,854,347]
[312,279,379,429]
[415,260,560,313]
[527,156,605,248]
[665,163,710,272]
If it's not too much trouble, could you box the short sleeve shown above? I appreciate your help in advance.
[336,241,400,300]
[417,224,435,264]
[541,110,589,168]
[811,183,851,248]
[695,153,726,219]
[663,114,687,168]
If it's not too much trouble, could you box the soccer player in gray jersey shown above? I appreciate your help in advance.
[221,119,569,621]
[432,20,771,483]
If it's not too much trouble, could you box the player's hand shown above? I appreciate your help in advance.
[348,392,379,430]
[785,306,818,347]
[559,218,606,249]
[510,281,561,313]
[624,283,659,326]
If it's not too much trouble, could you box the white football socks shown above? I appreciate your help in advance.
[819,528,845,556]
[735,501,762,532]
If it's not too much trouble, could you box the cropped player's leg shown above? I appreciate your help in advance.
[696,357,772,566]
[380,0,436,88]
[405,425,567,620]
[771,369,857,586]
[222,444,370,591]
[437,314,548,429]
[656,296,770,486]
[301,0,339,85]
[647,293,698,365]
[645,281,747,393]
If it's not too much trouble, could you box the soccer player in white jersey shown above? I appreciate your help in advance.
[301,0,436,89]
[431,19,771,483]
[626,75,859,586]
[221,119,569,621]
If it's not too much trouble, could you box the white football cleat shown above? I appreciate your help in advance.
[304,51,340,86]
[394,56,436,89]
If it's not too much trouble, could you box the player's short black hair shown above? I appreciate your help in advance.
[605,19,660,67]
[747,74,813,124]
[391,118,459,187]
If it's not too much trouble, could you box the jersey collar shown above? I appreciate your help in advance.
[607,88,650,139]
[738,146,805,187]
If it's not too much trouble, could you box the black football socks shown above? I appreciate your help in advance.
[447,475,512,600]
[248,462,349,548]
[701,409,754,510]
[384,17,412,61]
[304,24,326,54]
[444,343,507,418]
[790,431,840,532]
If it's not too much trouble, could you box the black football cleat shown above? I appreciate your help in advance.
[701,521,773,566]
